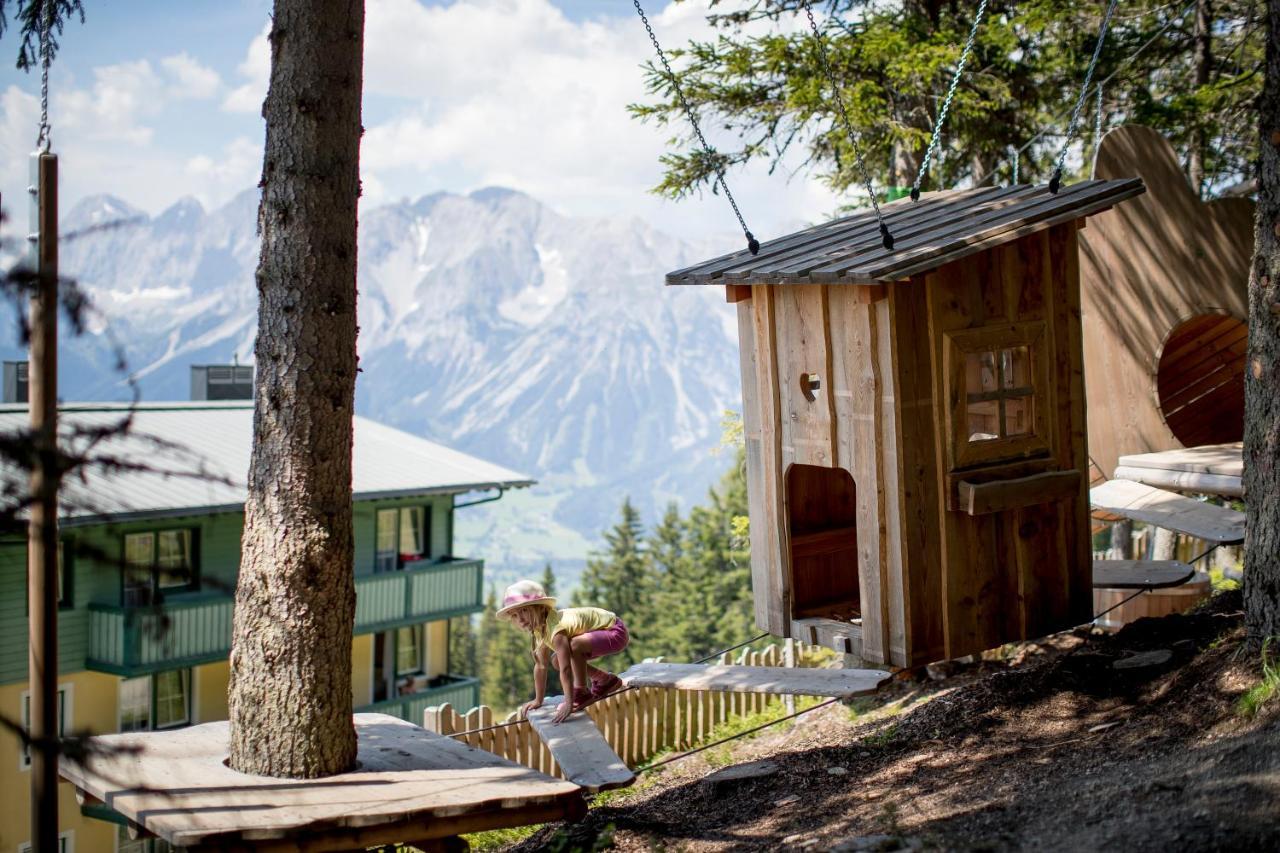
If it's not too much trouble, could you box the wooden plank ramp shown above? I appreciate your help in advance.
[1092,560,1195,590]
[619,662,889,698]
[525,705,635,793]
[1089,479,1245,544]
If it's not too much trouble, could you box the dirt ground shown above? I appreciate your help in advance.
[505,591,1280,852]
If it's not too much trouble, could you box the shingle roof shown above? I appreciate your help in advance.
[666,179,1145,286]
[0,402,533,524]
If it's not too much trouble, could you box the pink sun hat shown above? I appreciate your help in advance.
[495,579,556,620]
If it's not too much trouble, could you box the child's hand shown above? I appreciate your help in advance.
[552,700,573,724]
[521,698,543,717]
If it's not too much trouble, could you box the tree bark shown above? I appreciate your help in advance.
[228,0,364,778]
[1244,0,1280,645]
[1188,0,1213,195]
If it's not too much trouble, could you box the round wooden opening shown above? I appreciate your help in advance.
[1155,314,1246,447]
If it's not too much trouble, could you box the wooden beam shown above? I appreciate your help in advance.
[725,283,753,303]
[956,470,1082,516]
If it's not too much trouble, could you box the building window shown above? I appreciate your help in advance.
[374,507,427,572]
[119,671,190,733]
[19,831,73,853]
[123,529,198,604]
[396,625,424,676]
[116,825,172,853]
[19,684,71,770]
[964,346,1035,442]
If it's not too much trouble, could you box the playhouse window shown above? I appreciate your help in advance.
[964,346,1034,442]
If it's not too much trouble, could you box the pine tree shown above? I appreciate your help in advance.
[574,497,655,666]
[228,0,363,778]
[448,614,478,678]
[540,563,557,598]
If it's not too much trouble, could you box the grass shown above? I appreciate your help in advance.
[465,824,546,851]
[1208,565,1241,592]
[1237,637,1280,719]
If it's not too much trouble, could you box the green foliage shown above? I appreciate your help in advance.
[631,0,1263,203]
[541,562,558,598]
[0,0,87,71]
[573,497,657,668]
[1237,637,1280,719]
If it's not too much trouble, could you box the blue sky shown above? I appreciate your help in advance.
[0,0,836,241]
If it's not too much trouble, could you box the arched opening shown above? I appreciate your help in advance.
[1156,313,1246,447]
[785,464,859,620]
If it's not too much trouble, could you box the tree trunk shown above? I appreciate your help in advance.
[228,0,364,778]
[1188,0,1213,195]
[1244,0,1280,645]
[1109,519,1133,560]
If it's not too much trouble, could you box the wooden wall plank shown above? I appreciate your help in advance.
[876,296,910,665]
[888,281,945,666]
[749,287,790,636]
[774,284,837,468]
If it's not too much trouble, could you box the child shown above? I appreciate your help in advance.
[495,579,629,723]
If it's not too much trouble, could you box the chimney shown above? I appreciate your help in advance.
[3,361,29,403]
[190,364,254,401]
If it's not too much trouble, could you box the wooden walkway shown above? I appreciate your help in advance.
[1113,443,1243,498]
[1089,479,1245,544]
[1092,560,1195,590]
[58,714,584,851]
[618,662,889,697]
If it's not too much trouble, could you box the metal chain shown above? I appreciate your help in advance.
[1049,0,1120,193]
[1094,82,1105,143]
[910,0,989,201]
[632,0,760,255]
[36,0,52,150]
[801,1,893,250]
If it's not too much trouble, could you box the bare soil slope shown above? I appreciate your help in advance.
[509,592,1279,852]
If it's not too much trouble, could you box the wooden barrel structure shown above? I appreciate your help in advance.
[1093,570,1211,631]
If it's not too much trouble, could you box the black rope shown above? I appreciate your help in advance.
[632,0,760,255]
[800,0,893,250]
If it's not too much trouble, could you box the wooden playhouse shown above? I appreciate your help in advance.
[669,180,1145,668]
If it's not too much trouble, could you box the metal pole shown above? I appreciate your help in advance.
[28,150,59,853]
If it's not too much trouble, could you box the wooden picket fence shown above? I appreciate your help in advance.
[423,641,818,778]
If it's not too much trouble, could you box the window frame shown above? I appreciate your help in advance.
[117,670,191,734]
[394,625,425,677]
[944,321,1053,470]
[18,683,72,771]
[120,526,200,604]
[373,505,429,572]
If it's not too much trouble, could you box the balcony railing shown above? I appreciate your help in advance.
[86,558,485,676]
[356,675,481,724]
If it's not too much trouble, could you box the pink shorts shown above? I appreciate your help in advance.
[583,618,629,660]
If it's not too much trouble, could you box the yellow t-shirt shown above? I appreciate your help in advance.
[534,607,617,653]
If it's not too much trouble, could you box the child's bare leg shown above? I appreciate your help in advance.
[568,636,594,690]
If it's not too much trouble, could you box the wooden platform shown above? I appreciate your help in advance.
[1088,479,1245,544]
[58,714,584,851]
[526,705,634,793]
[1092,560,1195,590]
[1114,443,1243,498]
[618,662,889,698]
[791,617,864,657]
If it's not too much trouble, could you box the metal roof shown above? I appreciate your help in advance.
[666,179,1146,286]
[0,402,534,525]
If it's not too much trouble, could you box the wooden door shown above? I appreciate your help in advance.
[925,224,1093,660]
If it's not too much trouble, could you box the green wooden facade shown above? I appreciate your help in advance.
[0,495,484,684]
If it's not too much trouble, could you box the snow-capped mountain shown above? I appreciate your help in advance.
[4,187,743,577]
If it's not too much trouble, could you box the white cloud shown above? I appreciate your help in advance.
[162,53,222,100]
[356,0,836,239]
[186,136,261,201]
[222,20,270,114]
